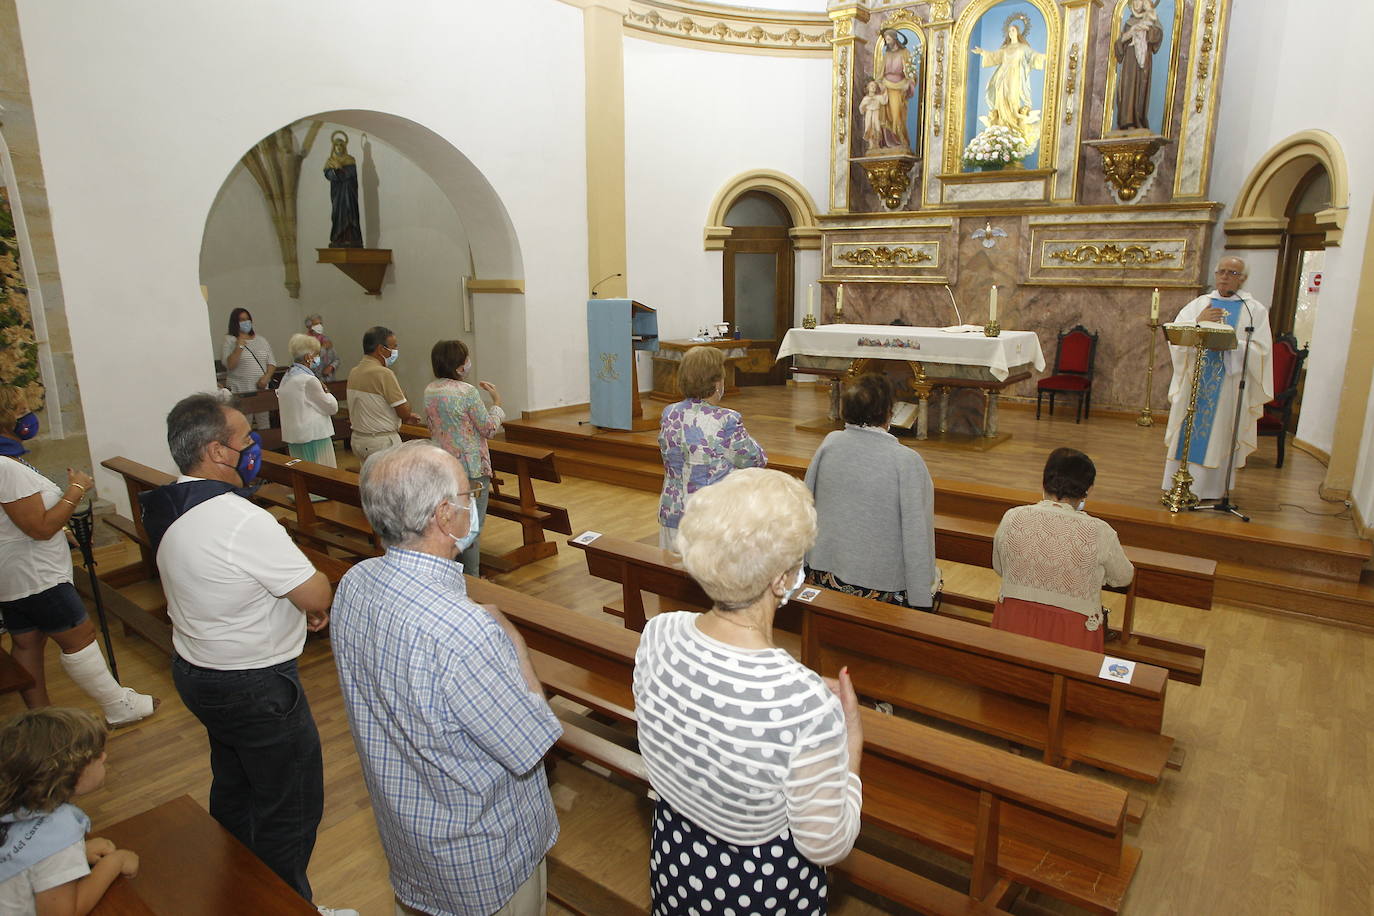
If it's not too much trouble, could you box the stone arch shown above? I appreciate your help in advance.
[703,170,821,251]
[1224,129,1349,248]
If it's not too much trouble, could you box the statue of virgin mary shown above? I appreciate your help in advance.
[972,15,1047,152]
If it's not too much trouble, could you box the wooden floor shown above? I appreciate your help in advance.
[523,384,1358,540]
[5,470,1371,915]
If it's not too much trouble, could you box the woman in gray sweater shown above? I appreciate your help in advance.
[803,374,937,610]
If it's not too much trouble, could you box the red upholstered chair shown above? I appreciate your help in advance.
[1036,326,1099,423]
[1257,333,1308,467]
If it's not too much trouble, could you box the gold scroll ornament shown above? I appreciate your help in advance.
[1048,243,1175,266]
[837,246,932,267]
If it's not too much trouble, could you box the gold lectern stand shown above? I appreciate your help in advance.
[1160,323,1237,512]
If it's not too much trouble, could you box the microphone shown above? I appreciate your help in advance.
[590,272,623,298]
[943,285,964,326]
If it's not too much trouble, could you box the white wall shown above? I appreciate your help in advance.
[201,123,474,409]
[623,38,831,352]
[1207,0,1374,458]
[16,0,588,510]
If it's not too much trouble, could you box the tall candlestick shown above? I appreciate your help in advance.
[1150,288,1160,321]
[989,285,998,323]
[836,285,845,313]
[807,284,815,318]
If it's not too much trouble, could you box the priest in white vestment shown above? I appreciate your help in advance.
[1161,256,1274,499]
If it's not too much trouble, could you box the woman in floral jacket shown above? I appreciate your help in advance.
[657,347,767,551]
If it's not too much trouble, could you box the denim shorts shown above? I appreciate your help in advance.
[0,582,89,634]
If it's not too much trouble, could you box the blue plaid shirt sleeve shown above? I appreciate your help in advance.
[442,625,562,775]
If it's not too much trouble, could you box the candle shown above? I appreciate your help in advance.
[836,284,845,313]
[807,284,815,318]
[989,285,998,323]
[1150,288,1160,321]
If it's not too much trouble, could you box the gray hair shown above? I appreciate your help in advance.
[167,393,235,474]
[288,333,321,362]
[304,314,324,327]
[359,440,465,548]
[1217,256,1249,281]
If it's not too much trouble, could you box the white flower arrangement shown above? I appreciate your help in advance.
[962,125,1033,169]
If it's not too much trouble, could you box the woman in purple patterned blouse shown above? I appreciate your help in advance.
[657,347,767,551]
[424,339,504,574]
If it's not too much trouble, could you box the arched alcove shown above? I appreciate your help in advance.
[199,110,529,415]
[703,170,820,251]
[1223,129,1349,249]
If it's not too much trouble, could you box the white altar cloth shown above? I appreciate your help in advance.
[777,324,1045,382]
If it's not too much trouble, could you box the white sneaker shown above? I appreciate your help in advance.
[105,688,158,728]
[316,907,360,916]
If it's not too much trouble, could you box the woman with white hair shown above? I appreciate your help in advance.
[303,314,340,381]
[633,468,863,914]
[277,333,339,467]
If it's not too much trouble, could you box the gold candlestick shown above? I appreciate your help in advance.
[1136,318,1161,427]
[802,312,817,329]
[1160,339,1205,512]
[983,319,1000,337]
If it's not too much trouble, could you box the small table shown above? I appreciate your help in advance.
[92,796,318,915]
[650,339,758,402]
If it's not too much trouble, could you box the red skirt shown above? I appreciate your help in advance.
[991,597,1104,652]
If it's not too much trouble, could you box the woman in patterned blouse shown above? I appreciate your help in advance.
[657,347,767,551]
[991,448,1134,651]
[424,340,505,574]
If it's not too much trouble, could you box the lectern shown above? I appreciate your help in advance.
[1160,322,1236,512]
[588,299,659,430]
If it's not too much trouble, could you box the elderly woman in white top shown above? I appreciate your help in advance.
[634,468,863,915]
[276,333,339,468]
[992,448,1134,651]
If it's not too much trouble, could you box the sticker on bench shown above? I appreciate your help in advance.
[1098,656,1136,684]
[795,587,822,603]
[571,531,603,546]
[285,458,303,466]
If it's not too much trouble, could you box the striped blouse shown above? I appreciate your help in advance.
[633,612,862,866]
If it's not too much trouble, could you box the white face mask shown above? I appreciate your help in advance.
[445,494,481,556]
[778,565,806,606]
[459,360,472,378]
[310,324,324,335]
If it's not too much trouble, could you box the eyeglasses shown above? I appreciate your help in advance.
[1215,268,1244,277]
[454,482,485,500]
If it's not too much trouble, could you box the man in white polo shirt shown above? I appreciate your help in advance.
[346,326,421,462]
[138,393,353,916]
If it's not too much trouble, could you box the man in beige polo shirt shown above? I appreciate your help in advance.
[346,326,421,463]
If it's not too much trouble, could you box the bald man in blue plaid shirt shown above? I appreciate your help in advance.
[332,441,561,916]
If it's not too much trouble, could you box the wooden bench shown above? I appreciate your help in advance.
[931,513,1213,685]
[400,424,573,571]
[92,795,317,915]
[569,532,1179,786]
[472,577,1139,915]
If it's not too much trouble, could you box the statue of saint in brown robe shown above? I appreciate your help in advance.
[1115,0,1163,131]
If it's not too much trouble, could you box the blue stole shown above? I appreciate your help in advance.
[0,804,90,883]
[1174,297,1242,464]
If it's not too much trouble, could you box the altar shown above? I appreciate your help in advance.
[777,324,1045,443]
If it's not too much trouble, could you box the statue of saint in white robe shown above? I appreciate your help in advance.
[1161,290,1274,499]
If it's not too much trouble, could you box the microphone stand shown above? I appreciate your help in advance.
[67,502,120,678]
[1194,296,1254,522]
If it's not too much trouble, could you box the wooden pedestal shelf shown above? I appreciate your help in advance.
[316,247,392,295]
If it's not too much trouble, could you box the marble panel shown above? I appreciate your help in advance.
[1053,6,1091,203]
[942,177,1048,205]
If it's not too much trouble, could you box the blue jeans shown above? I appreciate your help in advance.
[458,474,491,575]
[172,655,323,901]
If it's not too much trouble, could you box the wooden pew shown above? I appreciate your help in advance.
[931,513,1212,685]
[569,532,1179,786]
[400,424,573,571]
[254,451,383,561]
[92,795,317,915]
[471,577,1140,915]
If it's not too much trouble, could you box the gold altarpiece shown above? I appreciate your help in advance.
[821,0,1233,414]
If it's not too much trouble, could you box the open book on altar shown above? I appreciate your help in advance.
[890,401,919,429]
[939,324,988,334]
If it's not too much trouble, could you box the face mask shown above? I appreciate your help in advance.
[1076,499,1086,512]
[385,347,399,368]
[238,320,253,334]
[459,360,471,378]
[310,324,324,335]
[13,412,39,440]
[446,494,481,555]
[778,565,806,606]
[223,432,263,486]
[308,355,322,370]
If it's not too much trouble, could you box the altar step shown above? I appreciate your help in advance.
[503,417,1374,629]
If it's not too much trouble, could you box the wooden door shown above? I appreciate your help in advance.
[723,227,792,385]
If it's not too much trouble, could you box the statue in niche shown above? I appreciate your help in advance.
[323,130,362,248]
[876,29,917,151]
[1114,0,1163,131]
[860,80,886,152]
[972,14,1046,154]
